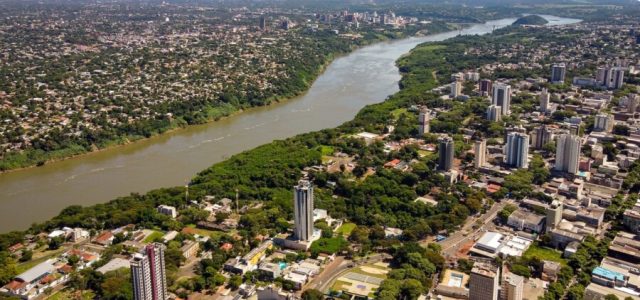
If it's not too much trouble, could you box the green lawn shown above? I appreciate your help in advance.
[391,108,408,119]
[143,230,165,243]
[331,280,352,291]
[49,289,95,300]
[336,223,357,236]
[318,145,335,156]
[523,244,567,266]
[183,224,226,238]
[16,249,64,274]
[310,237,348,254]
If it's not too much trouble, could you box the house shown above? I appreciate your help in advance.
[220,243,234,252]
[181,240,200,260]
[93,231,114,246]
[64,249,100,269]
[0,259,62,299]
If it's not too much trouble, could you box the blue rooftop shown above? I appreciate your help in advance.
[592,267,625,282]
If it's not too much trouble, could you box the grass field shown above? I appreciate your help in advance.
[183,224,226,238]
[310,237,348,254]
[49,289,95,300]
[331,280,352,291]
[318,145,335,156]
[523,244,567,266]
[391,108,408,119]
[143,230,165,243]
[336,223,357,236]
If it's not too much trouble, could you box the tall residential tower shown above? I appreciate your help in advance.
[131,243,167,300]
[294,180,314,241]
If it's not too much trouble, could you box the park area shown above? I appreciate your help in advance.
[329,263,390,299]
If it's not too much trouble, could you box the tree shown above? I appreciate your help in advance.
[401,279,424,300]
[498,204,517,223]
[566,284,584,300]
[604,295,620,300]
[19,250,32,262]
[48,237,64,250]
[67,254,81,267]
[228,275,242,290]
[101,269,133,300]
[302,289,324,300]
[0,252,17,285]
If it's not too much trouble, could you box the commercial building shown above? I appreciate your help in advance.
[555,134,581,174]
[131,243,168,300]
[505,132,529,169]
[486,105,502,122]
[475,139,487,168]
[469,262,500,300]
[438,136,455,172]
[501,272,524,300]
[551,63,566,84]
[294,180,314,241]
[507,209,546,233]
[492,83,511,116]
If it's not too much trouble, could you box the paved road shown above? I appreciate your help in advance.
[435,200,512,258]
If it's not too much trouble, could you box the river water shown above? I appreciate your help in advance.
[0,15,580,232]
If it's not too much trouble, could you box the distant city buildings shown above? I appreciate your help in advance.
[486,105,502,122]
[131,243,168,300]
[505,132,529,169]
[593,113,614,132]
[450,80,462,98]
[479,79,493,97]
[492,83,511,116]
[539,88,550,113]
[551,63,566,84]
[531,125,553,150]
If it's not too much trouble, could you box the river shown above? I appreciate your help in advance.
[0,15,581,232]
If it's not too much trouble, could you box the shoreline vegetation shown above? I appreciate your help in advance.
[0,22,455,173]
